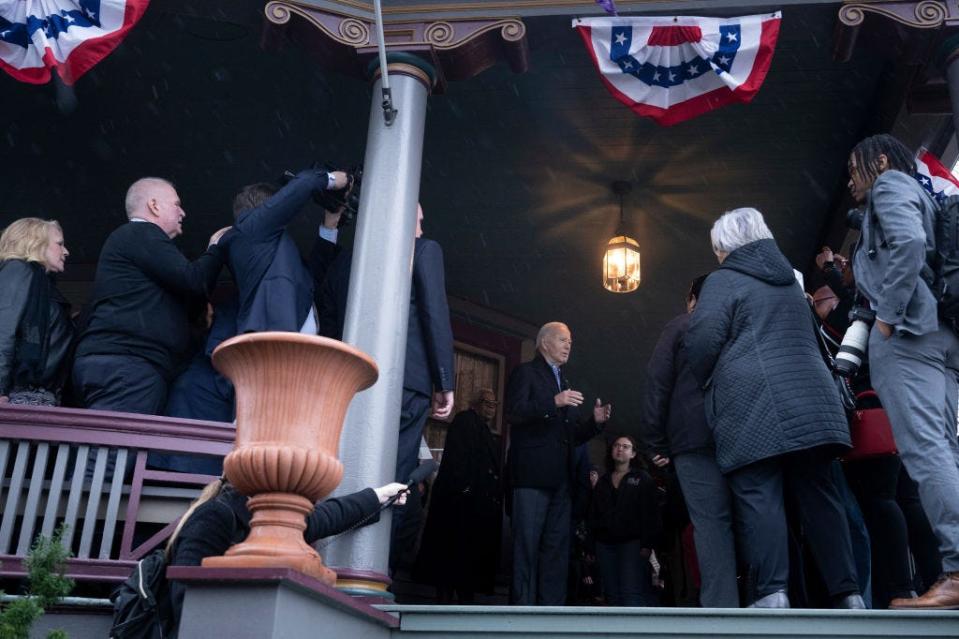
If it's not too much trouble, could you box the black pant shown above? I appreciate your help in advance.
[389,389,432,572]
[726,448,859,601]
[511,485,571,605]
[844,456,913,607]
[73,354,168,415]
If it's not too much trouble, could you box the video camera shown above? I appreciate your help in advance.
[281,163,364,228]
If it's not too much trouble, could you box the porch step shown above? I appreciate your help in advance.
[377,605,959,639]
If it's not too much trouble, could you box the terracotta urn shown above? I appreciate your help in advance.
[201,332,378,584]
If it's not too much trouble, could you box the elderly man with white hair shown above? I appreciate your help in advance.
[73,177,229,415]
[505,321,611,605]
[685,207,862,609]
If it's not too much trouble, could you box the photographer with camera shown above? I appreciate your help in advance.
[224,167,351,335]
[847,134,959,609]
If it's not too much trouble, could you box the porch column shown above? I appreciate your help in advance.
[323,52,436,599]
[941,33,959,137]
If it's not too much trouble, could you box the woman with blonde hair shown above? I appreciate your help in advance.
[0,217,74,406]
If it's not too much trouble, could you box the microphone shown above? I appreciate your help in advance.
[406,459,438,486]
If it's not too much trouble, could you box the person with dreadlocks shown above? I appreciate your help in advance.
[164,478,409,635]
[848,133,959,609]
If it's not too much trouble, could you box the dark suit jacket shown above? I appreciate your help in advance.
[318,237,455,396]
[227,169,328,333]
[505,354,602,490]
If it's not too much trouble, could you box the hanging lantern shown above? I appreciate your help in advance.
[603,234,641,293]
[602,181,641,293]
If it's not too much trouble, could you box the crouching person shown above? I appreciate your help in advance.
[165,479,408,635]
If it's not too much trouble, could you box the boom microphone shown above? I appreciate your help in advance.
[406,459,438,486]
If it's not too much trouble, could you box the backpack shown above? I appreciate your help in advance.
[929,193,959,328]
[109,549,174,639]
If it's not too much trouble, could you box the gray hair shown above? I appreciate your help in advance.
[536,321,569,349]
[709,207,774,254]
[124,177,175,219]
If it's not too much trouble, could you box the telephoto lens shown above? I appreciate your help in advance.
[834,307,876,377]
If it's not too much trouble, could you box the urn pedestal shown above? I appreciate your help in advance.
[201,332,378,585]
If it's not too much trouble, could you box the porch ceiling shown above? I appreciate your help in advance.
[0,1,893,428]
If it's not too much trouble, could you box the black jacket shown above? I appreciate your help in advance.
[0,260,74,396]
[505,354,602,489]
[641,312,713,458]
[228,169,329,334]
[588,469,662,546]
[319,237,455,395]
[685,239,850,473]
[75,221,223,380]
[168,485,379,635]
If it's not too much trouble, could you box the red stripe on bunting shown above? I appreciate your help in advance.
[647,26,702,46]
[577,16,781,126]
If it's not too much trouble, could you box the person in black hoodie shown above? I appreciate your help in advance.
[641,274,739,608]
[685,207,862,610]
[0,218,74,406]
[165,478,409,636]
[588,435,661,606]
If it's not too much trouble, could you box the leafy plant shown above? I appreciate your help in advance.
[0,525,75,639]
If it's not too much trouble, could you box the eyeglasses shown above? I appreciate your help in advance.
[612,443,633,450]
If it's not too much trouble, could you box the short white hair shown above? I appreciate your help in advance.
[710,207,774,254]
[536,322,569,349]
[124,177,175,219]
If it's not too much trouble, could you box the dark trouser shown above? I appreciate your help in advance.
[726,448,859,602]
[832,461,872,605]
[595,540,657,606]
[395,389,431,484]
[845,455,913,607]
[869,323,959,573]
[511,485,571,605]
[72,354,167,415]
[389,389,432,572]
[673,452,740,607]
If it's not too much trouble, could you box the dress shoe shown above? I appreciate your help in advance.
[889,572,959,610]
[836,593,866,609]
[748,590,790,608]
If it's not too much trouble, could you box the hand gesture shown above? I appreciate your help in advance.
[373,482,409,506]
[432,390,454,419]
[208,226,232,247]
[322,208,343,230]
[555,389,584,407]
[593,398,612,423]
[329,171,349,190]
[815,246,834,270]
[651,454,670,468]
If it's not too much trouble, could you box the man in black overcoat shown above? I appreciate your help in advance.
[505,321,611,605]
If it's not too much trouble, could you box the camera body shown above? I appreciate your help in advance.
[834,306,876,377]
[280,164,364,227]
[846,207,865,231]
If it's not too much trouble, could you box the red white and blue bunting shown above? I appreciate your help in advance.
[0,0,150,85]
[574,13,781,126]
[915,148,959,202]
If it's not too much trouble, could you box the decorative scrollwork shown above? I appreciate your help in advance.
[424,21,455,46]
[500,19,526,43]
[339,18,370,45]
[838,1,947,29]
[838,4,866,26]
[915,0,948,26]
[264,1,293,26]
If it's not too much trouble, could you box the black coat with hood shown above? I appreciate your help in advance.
[685,239,850,474]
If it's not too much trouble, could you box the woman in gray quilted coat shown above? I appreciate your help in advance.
[685,207,862,609]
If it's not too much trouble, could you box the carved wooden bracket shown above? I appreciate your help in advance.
[263,1,529,89]
[838,1,958,29]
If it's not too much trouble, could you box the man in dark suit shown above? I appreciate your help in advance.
[73,177,228,414]
[225,167,348,334]
[505,321,611,605]
[317,204,456,485]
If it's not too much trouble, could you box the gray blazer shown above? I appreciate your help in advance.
[852,170,939,336]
